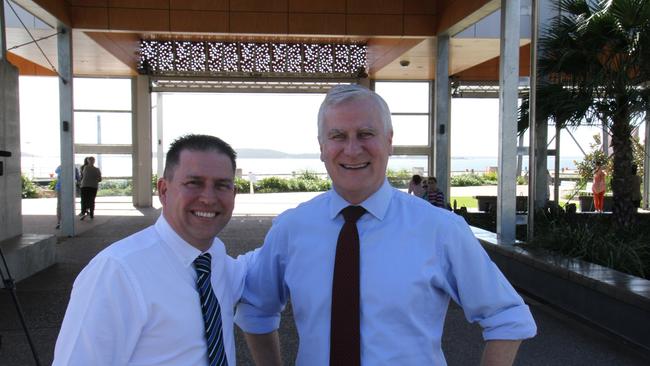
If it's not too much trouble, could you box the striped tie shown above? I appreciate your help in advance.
[194,253,228,366]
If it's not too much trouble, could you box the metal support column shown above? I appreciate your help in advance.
[527,0,539,240]
[156,93,164,178]
[132,76,152,208]
[434,34,451,203]
[497,0,521,244]
[602,124,609,155]
[643,111,650,210]
[0,1,6,60]
[554,124,561,203]
[58,26,75,236]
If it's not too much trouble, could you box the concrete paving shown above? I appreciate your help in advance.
[1,194,649,365]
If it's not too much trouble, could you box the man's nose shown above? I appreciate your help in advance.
[198,186,218,203]
[344,138,363,155]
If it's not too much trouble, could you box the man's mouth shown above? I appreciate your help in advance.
[341,163,370,169]
[192,210,217,218]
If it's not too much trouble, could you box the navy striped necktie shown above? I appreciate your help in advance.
[194,253,228,366]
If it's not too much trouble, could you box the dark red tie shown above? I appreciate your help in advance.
[330,205,366,366]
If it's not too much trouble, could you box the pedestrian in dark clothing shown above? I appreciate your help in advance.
[79,156,101,220]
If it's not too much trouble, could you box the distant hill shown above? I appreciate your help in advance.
[236,148,319,159]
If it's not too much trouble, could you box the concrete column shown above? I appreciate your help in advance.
[0,1,6,61]
[643,111,650,210]
[0,60,22,242]
[132,76,152,208]
[428,81,435,177]
[497,0,521,244]
[58,26,75,236]
[434,34,451,203]
[156,93,164,178]
[602,124,609,155]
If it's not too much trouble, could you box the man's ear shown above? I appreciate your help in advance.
[157,178,167,206]
[319,142,325,162]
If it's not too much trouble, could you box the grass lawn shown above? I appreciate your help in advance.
[450,196,478,209]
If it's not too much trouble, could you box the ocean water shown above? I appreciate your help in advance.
[22,155,580,179]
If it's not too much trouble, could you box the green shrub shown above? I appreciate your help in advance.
[235,177,251,193]
[482,171,498,184]
[387,169,411,188]
[451,174,484,187]
[152,174,158,193]
[97,179,132,197]
[527,213,650,279]
[48,179,57,190]
[21,174,40,198]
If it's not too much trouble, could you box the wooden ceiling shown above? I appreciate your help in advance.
[5,0,531,80]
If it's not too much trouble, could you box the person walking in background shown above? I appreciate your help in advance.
[630,164,642,210]
[592,164,606,213]
[78,157,90,217]
[79,156,102,220]
[407,174,425,198]
[425,176,447,209]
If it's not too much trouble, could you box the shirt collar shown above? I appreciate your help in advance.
[328,179,393,221]
[154,215,215,268]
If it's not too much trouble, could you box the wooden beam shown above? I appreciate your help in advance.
[436,0,499,35]
[367,38,424,75]
[6,51,57,76]
[83,32,139,71]
[453,43,531,81]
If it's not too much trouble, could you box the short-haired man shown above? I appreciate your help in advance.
[235,85,537,365]
[54,134,243,365]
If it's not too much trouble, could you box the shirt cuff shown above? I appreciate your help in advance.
[234,303,281,334]
[480,304,537,340]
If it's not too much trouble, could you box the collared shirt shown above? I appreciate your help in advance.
[235,180,536,365]
[53,216,246,366]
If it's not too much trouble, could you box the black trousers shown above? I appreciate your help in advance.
[80,187,98,216]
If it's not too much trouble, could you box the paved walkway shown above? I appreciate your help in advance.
[1,193,649,365]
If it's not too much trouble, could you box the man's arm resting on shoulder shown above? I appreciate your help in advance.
[480,340,522,366]
[243,330,282,366]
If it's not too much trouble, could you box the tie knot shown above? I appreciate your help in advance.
[341,205,366,223]
[194,253,212,274]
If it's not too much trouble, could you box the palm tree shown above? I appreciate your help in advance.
[528,0,650,227]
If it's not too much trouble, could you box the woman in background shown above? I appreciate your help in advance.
[407,174,426,198]
[592,164,606,213]
[79,157,102,220]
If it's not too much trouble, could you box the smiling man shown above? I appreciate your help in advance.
[235,85,537,366]
[54,135,244,366]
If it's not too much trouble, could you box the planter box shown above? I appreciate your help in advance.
[578,195,613,212]
[474,195,528,212]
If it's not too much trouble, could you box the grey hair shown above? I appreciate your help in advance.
[317,84,393,142]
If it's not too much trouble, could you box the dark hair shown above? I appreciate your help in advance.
[632,164,638,175]
[163,134,237,180]
[412,174,422,185]
[428,176,437,184]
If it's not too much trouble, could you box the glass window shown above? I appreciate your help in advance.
[76,154,132,177]
[388,155,428,176]
[74,112,132,144]
[391,115,429,146]
[74,78,132,111]
[375,82,430,113]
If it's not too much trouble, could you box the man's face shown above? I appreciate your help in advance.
[158,149,236,251]
[320,97,393,204]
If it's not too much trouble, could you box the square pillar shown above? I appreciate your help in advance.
[132,76,152,208]
[58,26,75,236]
[434,34,451,203]
[497,0,521,244]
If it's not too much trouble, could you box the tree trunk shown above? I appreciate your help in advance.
[610,101,636,229]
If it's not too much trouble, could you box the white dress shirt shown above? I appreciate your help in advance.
[53,216,246,365]
[236,180,537,365]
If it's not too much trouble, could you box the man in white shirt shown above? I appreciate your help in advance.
[54,134,245,365]
[235,85,537,365]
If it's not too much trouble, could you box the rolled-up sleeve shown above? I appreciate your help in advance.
[235,221,289,334]
[436,216,537,341]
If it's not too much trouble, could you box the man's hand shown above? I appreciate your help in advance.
[480,340,522,366]
[243,330,282,366]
